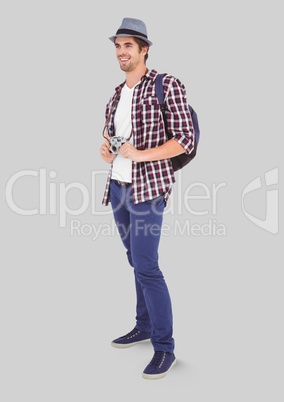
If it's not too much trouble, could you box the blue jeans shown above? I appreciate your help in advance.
[109,179,174,353]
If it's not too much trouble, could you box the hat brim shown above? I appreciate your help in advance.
[109,34,153,47]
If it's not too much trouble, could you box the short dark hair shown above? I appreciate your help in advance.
[133,37,149,62]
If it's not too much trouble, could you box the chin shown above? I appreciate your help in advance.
[120,66,130,72]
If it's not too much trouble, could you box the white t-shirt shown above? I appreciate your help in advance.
[111,83,137,183]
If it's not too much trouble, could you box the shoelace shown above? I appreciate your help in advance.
[149,351,166,367]
[125,329,140,339]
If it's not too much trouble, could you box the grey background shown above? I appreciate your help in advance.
[1,0,283,401]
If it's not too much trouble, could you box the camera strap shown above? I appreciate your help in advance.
[103,83,135,142]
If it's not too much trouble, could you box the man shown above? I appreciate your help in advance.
[99,17,194,379]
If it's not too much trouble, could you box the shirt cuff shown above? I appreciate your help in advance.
[173,131,195,154]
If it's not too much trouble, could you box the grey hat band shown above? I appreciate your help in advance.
[116,28,148,40]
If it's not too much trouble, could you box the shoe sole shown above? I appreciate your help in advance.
[142,358,177,380]
[111,339,151,349]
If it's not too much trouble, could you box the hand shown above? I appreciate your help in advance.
[99,135,116,164]
[119,142,143,162]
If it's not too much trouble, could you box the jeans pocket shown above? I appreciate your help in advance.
[146,194,165,215]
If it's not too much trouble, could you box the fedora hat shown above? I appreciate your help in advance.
[109,17,153,47]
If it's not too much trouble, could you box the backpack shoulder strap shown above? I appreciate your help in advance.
[155,73,166,105]
[155,73,171,138]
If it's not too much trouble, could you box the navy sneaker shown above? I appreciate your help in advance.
[142,351,176,380]
[111,328,151,348]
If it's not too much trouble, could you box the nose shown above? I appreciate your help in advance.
[116,46,127,56]
[117,50,127,57]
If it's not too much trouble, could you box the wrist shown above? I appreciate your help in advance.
[137,149,146,163]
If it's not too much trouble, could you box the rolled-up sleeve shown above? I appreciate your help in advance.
[164,75,195,155]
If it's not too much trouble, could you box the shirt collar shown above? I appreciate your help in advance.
[114,69,158,93]
[142,68,158,83]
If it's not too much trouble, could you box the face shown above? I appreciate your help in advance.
[114,37,147,72]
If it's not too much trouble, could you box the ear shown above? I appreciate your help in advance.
[142,46,149,56]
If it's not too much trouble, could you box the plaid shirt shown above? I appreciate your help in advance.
[102,69,194,206]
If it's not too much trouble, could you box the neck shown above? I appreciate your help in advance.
[125,66,148,88]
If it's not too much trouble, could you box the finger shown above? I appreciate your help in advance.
[119,143,128,151]
[102,143,109,152]
[100,145,108,155]
[120,149,129,158]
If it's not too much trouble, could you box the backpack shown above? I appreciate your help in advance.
[155,73,200,172]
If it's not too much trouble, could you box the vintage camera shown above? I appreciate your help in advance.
[109,136,127,154]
